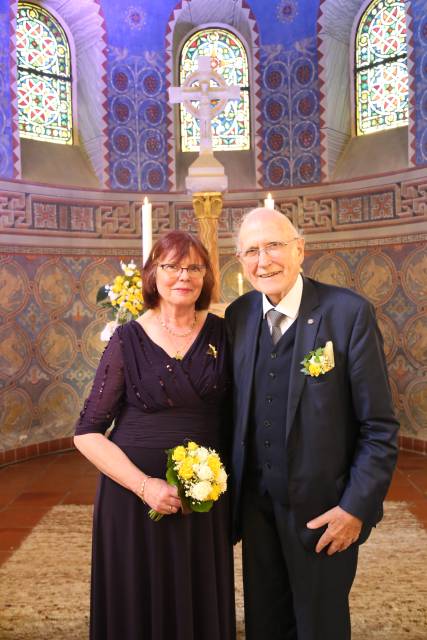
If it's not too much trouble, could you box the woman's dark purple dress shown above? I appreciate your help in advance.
[75,314,235,640]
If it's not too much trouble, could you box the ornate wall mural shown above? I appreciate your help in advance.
[0,165,426,451]
[0,251,127,451]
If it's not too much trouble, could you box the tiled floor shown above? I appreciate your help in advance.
[0,448,426,567]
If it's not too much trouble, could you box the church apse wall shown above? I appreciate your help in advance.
[0,167,426,456]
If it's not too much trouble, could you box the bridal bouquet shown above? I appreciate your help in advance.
[97,260,144,340]
[149,441,228,521]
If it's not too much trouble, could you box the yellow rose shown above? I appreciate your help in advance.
[215,467,227,486]
[187,441,198,451]
[207,454,221,474]
[209,484,222,501]
[178,457,194,480]
[308,363,321,377]
[172,446,186,462]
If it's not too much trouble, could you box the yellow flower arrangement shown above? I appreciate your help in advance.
[98,261,144,340]
[148,441,228,521]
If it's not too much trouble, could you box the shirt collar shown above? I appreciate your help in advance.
[262,273,303,319]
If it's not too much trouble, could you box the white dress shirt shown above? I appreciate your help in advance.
[263,274,303,337]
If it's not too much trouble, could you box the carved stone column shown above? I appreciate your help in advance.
[192,191,223,302]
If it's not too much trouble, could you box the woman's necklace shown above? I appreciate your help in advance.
[158,312,197,360]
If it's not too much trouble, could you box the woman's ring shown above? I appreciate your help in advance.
[169,505,173,513]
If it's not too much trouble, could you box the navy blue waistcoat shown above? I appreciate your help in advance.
[247,317,297,503]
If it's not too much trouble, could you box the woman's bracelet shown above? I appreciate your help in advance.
[137,475,152,504]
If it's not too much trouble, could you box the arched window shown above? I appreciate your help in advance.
[180,28,250,152]
[16,2,73,144]
[355,0,408,136]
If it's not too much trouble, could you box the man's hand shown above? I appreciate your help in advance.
[306,506,363,555]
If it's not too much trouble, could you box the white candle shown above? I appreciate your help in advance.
[237,272,243,297]
[264,193,275,210]
[142,196,152,266]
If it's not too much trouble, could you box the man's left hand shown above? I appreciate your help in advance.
[306,506,363,555]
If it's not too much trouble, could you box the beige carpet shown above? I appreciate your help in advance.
[0,502,426,639]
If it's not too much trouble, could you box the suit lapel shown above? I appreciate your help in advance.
[238,293,262,438]
[286,278,321,439]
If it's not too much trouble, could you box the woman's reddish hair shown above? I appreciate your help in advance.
[142,230,215,310]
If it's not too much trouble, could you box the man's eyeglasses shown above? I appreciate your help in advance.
[158,263,206,277]
[238,239,300,263]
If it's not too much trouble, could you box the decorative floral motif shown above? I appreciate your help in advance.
[276,0,298,23]
[125,7,146,31]
[301,341,335,377]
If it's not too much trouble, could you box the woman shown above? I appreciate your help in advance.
[74,230,235,640]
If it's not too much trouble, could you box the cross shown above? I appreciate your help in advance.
[169,56,240,153]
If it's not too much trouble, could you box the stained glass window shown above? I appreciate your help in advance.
[17,3,73,144]
[180,28,250,152]
[355,0,408,136]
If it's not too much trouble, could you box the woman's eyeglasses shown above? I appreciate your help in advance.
[158,263,206,277]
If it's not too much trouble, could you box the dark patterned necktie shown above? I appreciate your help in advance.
[267,308,285,346]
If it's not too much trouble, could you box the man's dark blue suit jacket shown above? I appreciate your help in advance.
[225,277,399,548]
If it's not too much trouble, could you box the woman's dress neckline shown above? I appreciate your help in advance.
[130,312,212,362]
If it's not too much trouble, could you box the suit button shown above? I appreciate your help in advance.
[264,440,270,447]
[269,372,276,379]
[271,352,277,359]
[266,396,273,404]
[264,420,271,428]
[265,462,271,470]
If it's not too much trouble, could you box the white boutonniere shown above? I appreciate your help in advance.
[301,341,335,377]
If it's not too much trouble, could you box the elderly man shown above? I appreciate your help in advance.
[225,208,398,640]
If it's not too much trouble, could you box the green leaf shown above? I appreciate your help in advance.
[166,466,179,487]
[190,500,213,513]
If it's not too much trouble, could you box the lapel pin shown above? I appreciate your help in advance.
[307,318,314,325]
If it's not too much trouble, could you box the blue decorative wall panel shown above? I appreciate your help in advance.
[411,1,427,165]
[0,2,14,178]
[101,1,176,53]
[261,38,320,187]
[108,50,169,192]
[251,0,318,47]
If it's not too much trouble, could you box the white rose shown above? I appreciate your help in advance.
[197,447,209,462]
[196,464,213,481]
[122,261,137,276]
[189,480,212,502]
[216,468,227,486]
[100,320,117,342]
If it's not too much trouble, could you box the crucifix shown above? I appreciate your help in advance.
[169,56,241,302]
[169,56,240,155]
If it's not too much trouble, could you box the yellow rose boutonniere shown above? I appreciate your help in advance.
[301,341,335,377]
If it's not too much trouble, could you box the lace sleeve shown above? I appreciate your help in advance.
[75,331,125,436]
